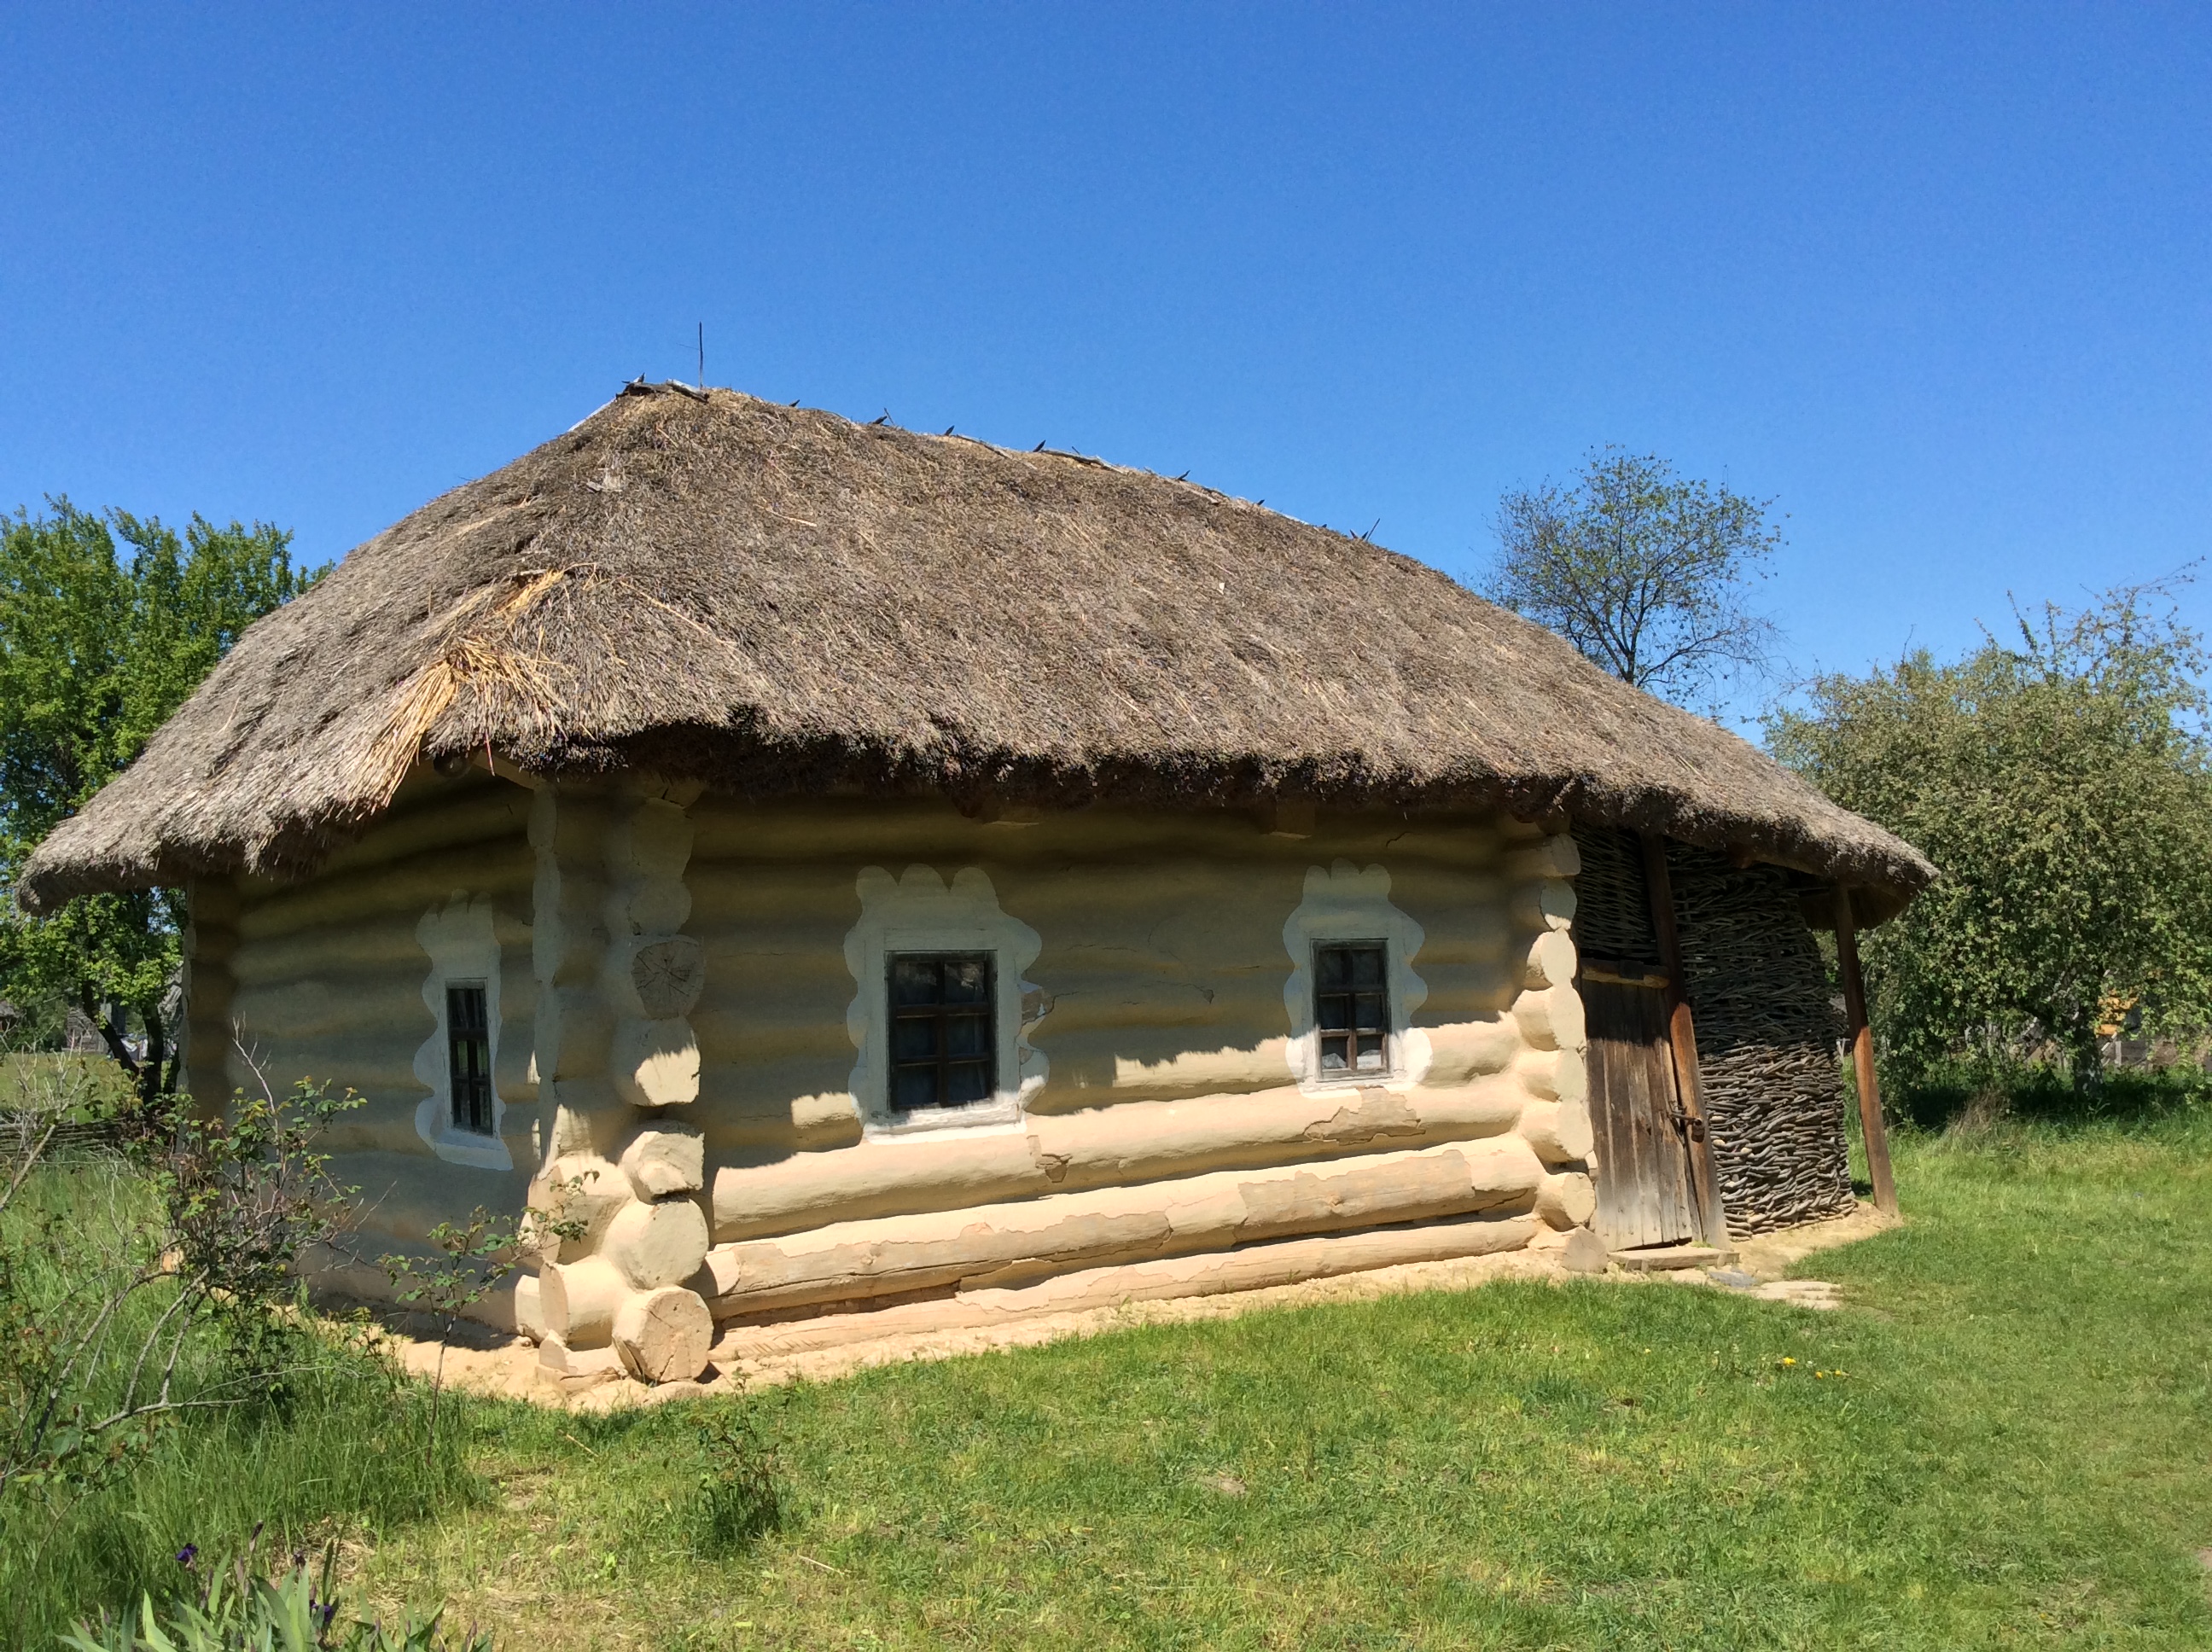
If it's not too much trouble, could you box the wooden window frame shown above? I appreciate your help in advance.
[445,981,494,1137]
[1313,940,1392,1081]
[886,951,998,1113]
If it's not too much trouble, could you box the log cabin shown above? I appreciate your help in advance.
[19,382,1934,1385]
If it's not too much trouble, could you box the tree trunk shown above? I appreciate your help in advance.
[2067,1022,2104,1095]
[79,986,141,1087]
[138,1003,169,1108]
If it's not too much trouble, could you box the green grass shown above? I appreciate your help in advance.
[0,1160,473,1651]
[15,1086,2212,1649]
[338,1091,2212,1650]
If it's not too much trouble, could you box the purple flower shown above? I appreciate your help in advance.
[175,1544,199,1567]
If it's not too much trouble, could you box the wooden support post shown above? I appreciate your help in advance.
[1831,886,1898,1216]
[1639,833,1732,1250]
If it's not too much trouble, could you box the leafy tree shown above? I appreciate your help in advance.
[0,502,310,1101]
[1484,448,1783,707]
[1767,580,2212,1091]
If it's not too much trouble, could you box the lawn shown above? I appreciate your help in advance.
[10,1094,2212,1649]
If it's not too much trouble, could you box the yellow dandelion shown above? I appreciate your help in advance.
[1781,1357,1796,1366]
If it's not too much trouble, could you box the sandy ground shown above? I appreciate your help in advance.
[370,1201,1901,1412]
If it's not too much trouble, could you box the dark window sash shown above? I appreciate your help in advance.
[887,951,998,1112]
[1314,943,1392,1079]
[446,982,495,1137]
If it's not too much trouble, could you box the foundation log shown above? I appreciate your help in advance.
[512,1273,545,1343]
[709,1076,1529,1243]
[612,1285,714,1382]
[538,1255,628,1349]
[704,1138,1544,1316]
[715,1214,1541,1358]
[1534,1171,1598,1230]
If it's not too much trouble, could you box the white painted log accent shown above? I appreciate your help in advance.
[1534,1170,1598,1229]
[1506,835,1581,881]
[620,1122,705,1199]
[1511,985,1586,1054]
[703,1137,1543,1316]
[789,1091,864,1149]
[613,1285,714,1382]
[1513,1047,1588,1106]
[1523,928,1578,991]
[1422,1018,1522,1085]
[538,1254,628,1348]
[603,1196,712,1291]
[1512,875,1577,933]
[709,1074,1528,1242]
[1517,1097,1595,1166]
[715,1214,1540,1356]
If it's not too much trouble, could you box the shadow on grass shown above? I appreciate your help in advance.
[1893,1059,2212,1135]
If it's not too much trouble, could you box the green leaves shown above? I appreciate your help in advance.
[1484,448,1782,707]
[1769,579,2212,1090]
[0,501,309,1093]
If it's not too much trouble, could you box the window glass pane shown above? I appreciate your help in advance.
[1313,946,1389,1079]
[886,952,997,1111]
[942,959,990,1003]
[892,957,941,1005]
[446,984,493,1135]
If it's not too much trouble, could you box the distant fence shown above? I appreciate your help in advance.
[0,1110,131,1161]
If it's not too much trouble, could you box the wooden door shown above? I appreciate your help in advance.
[1580,975,1697,1250]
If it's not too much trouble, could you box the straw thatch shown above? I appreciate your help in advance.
[19,382,1934,913]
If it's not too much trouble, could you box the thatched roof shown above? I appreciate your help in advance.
[19,382,1934,916]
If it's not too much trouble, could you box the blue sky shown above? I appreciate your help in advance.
[3,4,2207,718]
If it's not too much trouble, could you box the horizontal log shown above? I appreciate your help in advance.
[317,781,534,874]
[713,1212,1540,1357]
[239,858,532,941]
[710,1074,1529,1242]
[703,1137,1543,1316]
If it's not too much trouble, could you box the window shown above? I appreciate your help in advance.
[1314,943,1390,1078]
[446,983,494,1136]
[888,952,996,1111]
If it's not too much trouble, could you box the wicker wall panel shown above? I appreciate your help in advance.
[1571,828,1856,1236]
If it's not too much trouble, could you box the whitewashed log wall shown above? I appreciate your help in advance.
[202,772,1598,1376]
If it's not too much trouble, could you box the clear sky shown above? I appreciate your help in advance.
[3,4,2207,718]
